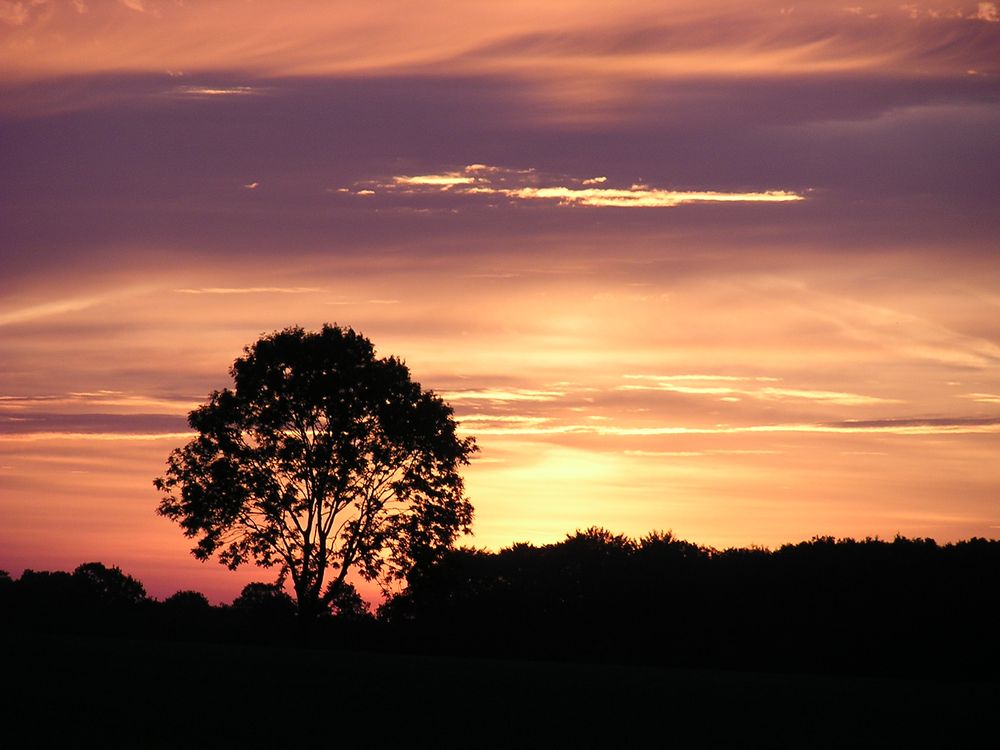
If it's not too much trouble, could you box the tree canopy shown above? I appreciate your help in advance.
[155,324,476,619]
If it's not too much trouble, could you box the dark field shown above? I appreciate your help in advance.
[3,633,995,747]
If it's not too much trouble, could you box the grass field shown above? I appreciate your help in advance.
[2,633,995,747]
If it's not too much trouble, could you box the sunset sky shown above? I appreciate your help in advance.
[2,0,999,603]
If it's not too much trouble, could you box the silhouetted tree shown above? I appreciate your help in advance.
[163,590,211,611]
[0,570,12,611]
[328,581,372,621]
[16,569,79,603]
[73,562,147,606]
[231,582,296,618]
[154,325,477,621]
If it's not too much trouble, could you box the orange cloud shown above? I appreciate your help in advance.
[2,1,997,84]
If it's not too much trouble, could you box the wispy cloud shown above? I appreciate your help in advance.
[826,416,1000,430]
[0,289,145,326]
[897,2,999,22]
[172,85,258,97]
[457,415,1000,436]
[0,1,30,26]
[0,431,194,443]
[173,287,324,295]
[454,414,552,427]
[959,392,1000,404]
[0,297,99,326]
[502,185,804,208]
[623,374,781,383]
[354,164,805,209]
[615,374,894,405]
[974,2,999,22]
[624,449,783,457]
[393,172,475,188]
[777,280,1000,370]
[441,387,567,402]
[0,391,195,414]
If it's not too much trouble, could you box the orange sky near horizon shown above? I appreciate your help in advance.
[2,1,998,603]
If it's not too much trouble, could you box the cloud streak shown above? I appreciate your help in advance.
[356,164,805,208]
[0,431,193,442]
[0,391,196,414]
[440,388,568,403]
[615,374,896,405]
[173,287,324,295]
[458,416,1000,437]
[172,85,257,98]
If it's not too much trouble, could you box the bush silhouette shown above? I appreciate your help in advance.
[163,590,211,611]
[232,582,296,618]
[73,562,147,606]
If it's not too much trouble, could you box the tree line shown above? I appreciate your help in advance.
[3,530,997,678]
[0,562,372,646]
[388,529,1000,677]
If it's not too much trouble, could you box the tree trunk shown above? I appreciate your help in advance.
[295,593,320,646]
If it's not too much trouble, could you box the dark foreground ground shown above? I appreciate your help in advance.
[2,633,995,748]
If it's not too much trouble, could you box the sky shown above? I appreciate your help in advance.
[1,0,999,603]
